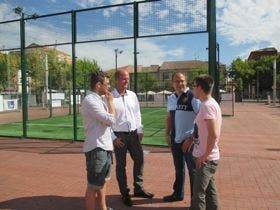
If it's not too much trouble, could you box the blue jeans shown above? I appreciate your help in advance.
[171,141,196,199]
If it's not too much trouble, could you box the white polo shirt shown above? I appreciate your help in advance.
[81,92,116,153]
[111,89,143,133]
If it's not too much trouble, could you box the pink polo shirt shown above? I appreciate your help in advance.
[193,97,222,161]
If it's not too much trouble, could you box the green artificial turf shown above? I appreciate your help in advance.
[0,107,167,146]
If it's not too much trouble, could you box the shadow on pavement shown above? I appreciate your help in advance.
[0,195,187,210]
[0,138,170,155]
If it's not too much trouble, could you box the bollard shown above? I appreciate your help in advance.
[267,94,271,105]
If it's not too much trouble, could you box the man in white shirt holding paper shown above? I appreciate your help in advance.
[112,69,154,207]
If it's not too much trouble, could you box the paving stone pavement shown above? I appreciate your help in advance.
[0,102,279,210]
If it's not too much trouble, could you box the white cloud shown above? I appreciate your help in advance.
[0,3,22,49]
[0,3,71,49]
[0,3,19,21]
[166,48,185,57]
[89,26,127,40]
[189,0,207,29]
[74,38,186,70]
[167,23,188,33]
[169,0,187,15]
[237,45,262,60]
[157,9,169,19]
[74,0,105,8]
[217,0,280,49]
[0,1,192,70]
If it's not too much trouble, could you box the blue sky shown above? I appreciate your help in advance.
[0,0,279,70]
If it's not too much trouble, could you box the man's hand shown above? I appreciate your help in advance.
[181,138,193,152]
[104,90,113,102]
[196,156,207,169]
[105,90,115,117]
[113,137,125,148]
[137,133,143,142]
[166,135,171,147]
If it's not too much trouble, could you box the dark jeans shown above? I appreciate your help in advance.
[114,131,144,196]
[171,141,196,199]
[190,160,219,210]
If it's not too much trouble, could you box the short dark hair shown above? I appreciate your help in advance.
[194,74,214,94]
[90,71,108,90]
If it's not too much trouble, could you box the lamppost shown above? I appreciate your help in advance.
[114,48,123,72]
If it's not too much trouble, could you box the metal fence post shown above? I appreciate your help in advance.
[71,11,77,142]
[133,2,139,94]
[207,0,219,101]
[20,13,28,138]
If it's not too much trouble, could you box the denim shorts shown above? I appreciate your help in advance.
[85,147,112,189]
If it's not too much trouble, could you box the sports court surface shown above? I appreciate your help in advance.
[0,107,166,145]
[0,102,280,209]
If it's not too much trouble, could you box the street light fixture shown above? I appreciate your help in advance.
[114,48,123,72]
[14,6,23,15]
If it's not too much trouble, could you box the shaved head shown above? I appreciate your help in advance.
[115,69,130,93]
[115,69,129,80]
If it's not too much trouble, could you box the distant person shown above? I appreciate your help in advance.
[82,72,115,210]
[163,72,200,202]
[112,69,154,207]
[190,74,222,210]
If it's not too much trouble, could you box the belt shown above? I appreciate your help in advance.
[114,130,137,135]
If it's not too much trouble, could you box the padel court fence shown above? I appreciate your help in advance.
[0,0,218,141]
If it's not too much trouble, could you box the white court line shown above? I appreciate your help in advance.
[141,109,165,115]
[11,123,84,128]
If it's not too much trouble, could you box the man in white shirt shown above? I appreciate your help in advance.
[112,69,154,207]
[82,72,116,210]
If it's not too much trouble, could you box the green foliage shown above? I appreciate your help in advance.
[76,58,101,90]
[0,49,101,96]
[229,58,255,84]
[229,55,280,98]
[0,53,7,91]
[47,49,71,91]
[137,72,159,92]
[187,66,208,87]
[26,49,45,94]
[0,52,20,92]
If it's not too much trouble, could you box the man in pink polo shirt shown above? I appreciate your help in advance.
[190,75,222,210]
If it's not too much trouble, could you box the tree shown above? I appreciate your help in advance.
[229,55,280,100]
[0,53,8,92]
[26,49,45,96]
[187,66,208,86]
[137,72,159,93]
[0,52,20,92]
[76,58,100,90]
[47,49,71,91]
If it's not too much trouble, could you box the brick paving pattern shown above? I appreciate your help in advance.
[0,103,279,210]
